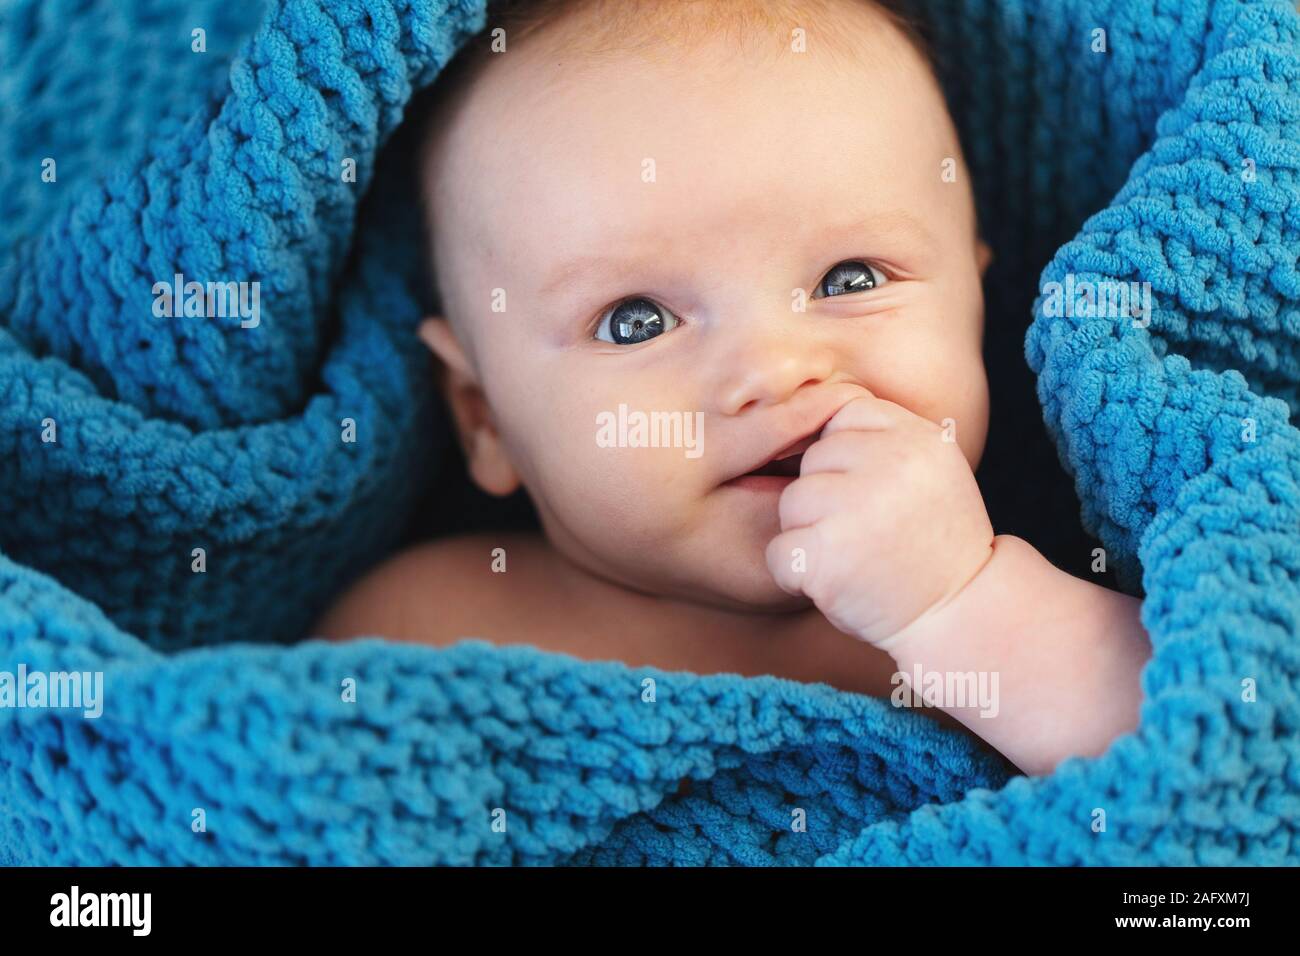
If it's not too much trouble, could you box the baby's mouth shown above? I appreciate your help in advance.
[726,428,823,484]
[744,448,806,478]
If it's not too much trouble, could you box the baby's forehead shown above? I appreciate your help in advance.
[428,4,943,197]
[424,0,937,166]
[420,0,957,312]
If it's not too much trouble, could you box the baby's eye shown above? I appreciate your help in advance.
[595,296,680,345]
[812,260,888,298]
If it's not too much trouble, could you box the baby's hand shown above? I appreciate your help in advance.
[765,391,995,651]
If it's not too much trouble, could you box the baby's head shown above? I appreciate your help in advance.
[414,0,992,613]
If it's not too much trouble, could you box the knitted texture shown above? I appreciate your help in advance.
[1,0,1298,865]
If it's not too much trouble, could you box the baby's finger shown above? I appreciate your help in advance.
[820,393,907,436]
[777,471,845,530]
[799,428,881,477]
[765,525,820,596]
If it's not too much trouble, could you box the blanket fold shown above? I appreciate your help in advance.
[1,0,1298,865]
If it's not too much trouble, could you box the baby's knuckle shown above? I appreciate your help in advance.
[800,438,837,473]
[777,478,817,526]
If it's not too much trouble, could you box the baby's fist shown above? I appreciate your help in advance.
[764,393,994,651]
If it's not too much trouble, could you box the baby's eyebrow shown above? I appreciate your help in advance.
[819,209,937,251]
[538,208,935,296]
[538,252,644,297]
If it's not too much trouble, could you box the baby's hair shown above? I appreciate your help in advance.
[410,0,937,323]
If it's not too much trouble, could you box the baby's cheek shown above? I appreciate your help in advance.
[541,435,695,533]
[944,353,991,471]
[881,333,988,467]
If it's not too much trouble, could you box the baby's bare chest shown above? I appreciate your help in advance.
[401,535,790,677]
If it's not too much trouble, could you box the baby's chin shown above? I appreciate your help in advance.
[703,581,815,615]
[575,536,814,615]
[549,495,812,612]
[649,515,812,612]
[655,553,816,615]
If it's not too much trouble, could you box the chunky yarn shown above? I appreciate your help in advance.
[1,0,1297,865]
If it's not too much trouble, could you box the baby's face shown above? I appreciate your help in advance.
[424,7,991,614]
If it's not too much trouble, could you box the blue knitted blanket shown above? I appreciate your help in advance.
[1,0,1298,865]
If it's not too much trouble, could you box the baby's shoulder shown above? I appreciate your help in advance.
[310,531,550,645]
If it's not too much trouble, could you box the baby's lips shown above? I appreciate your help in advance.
[770,428,822,462]
[725,425,825,482]
[722,387,874,483]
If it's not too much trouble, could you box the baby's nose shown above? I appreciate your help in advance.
[717,339,836,415]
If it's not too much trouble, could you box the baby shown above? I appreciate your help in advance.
[315,0,1152,776]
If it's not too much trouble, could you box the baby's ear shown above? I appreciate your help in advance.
[416,316,521,498]
[976,239,994,277]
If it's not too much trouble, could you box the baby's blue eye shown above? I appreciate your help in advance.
[813,260,888,298]
[595,297,680,345]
